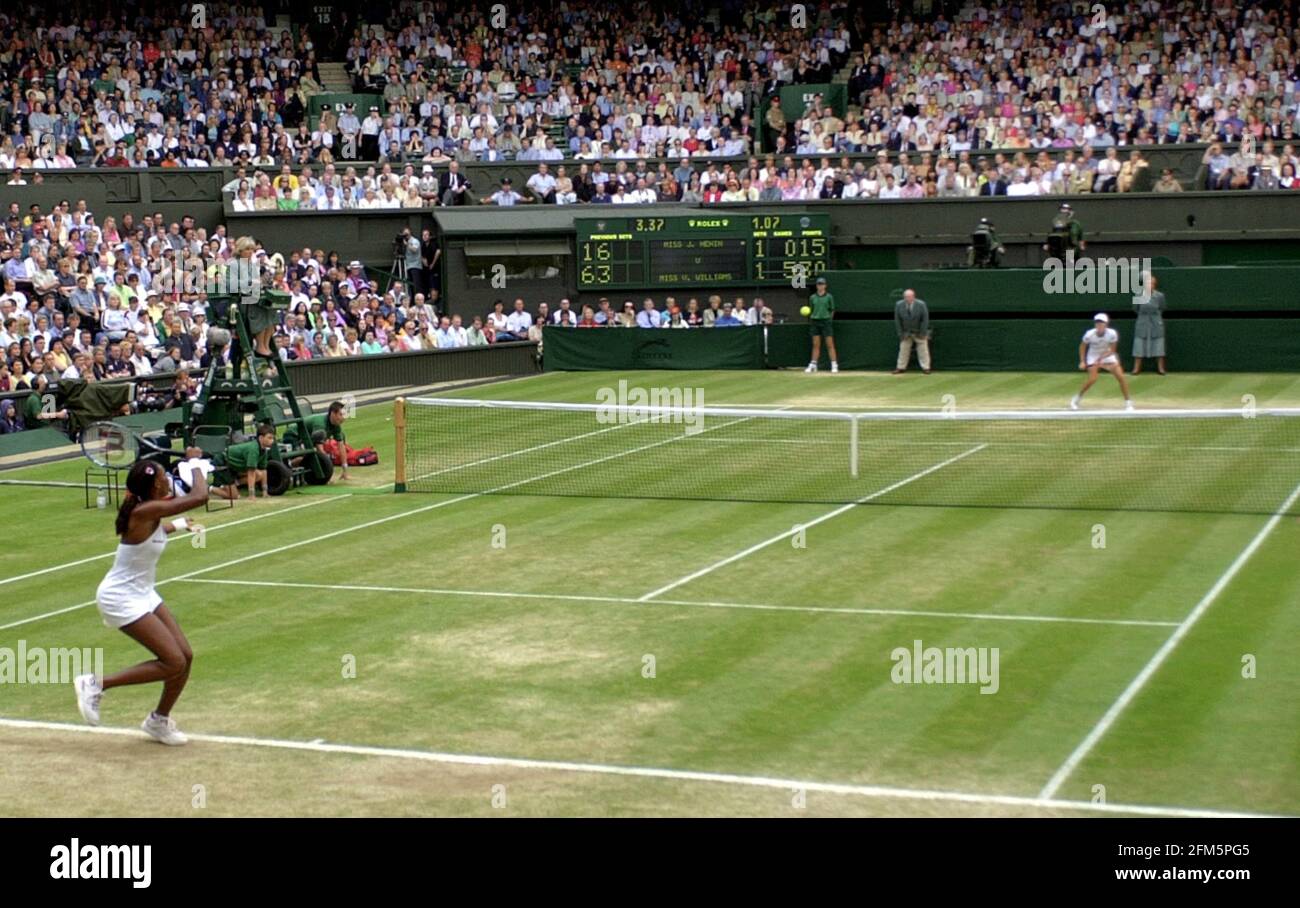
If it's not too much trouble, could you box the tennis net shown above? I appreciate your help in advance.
[397,397,1300,516]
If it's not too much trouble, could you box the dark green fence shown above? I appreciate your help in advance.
[812,266,1300,315]
[543,326,763,371]
[543,322,1300,373]
[285,341,539,394]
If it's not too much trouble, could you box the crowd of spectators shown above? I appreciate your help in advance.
[1,1,1295,193]
[0,183,793,435]
[216,138,1300,211]
[484,294,776,337]
[1,195,472,431]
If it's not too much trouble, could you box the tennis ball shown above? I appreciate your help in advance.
[800,305,812,317]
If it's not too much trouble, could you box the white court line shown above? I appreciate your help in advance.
[1038,478,1300,800]
[1,411,762,632]
[638,444,989,602]
[0,480,85,487]
[684,438,1298,453]
[0,494,351,589]
[0,717,1280,819]
[179,578,1178,628]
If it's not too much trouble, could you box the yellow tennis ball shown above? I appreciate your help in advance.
[800,305,812,317]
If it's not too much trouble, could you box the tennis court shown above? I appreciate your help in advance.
[2,370,1298,817]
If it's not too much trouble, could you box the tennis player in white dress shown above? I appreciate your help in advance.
[75,459,209,745]
[1070,313,1134,411]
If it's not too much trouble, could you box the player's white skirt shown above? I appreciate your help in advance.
[1086,354,1120,367]
[95,583,163,629]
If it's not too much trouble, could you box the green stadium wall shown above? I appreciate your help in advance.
[544,322,1300,373]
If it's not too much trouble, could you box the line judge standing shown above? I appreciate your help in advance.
[1131,272,1167,375]
[892,289,931,374]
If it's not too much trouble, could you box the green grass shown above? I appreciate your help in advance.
[1,370,1298,817]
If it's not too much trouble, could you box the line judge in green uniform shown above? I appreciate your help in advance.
[804,276,839,374]
[282,400,350,481]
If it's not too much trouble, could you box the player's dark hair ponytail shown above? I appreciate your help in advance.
[116,460,162,536]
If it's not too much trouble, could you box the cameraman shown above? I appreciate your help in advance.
[967,217,1005,267]
[401,228,422,286]
[1043,203,1085,260]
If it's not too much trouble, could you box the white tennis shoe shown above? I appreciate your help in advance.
[74,674,102,726]
[1069,395,1081,411]
[830,362,839,373]
[1125,400,1136,411]
[804,362,817,373]
[142,713,188,746]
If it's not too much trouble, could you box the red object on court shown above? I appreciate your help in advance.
[320,439,379,467]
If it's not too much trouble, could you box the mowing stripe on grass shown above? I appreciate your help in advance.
[178,577,1179,628]
[1038,478,1300,800]
[0,717,1281,819]
[637,444,988,602]
[0,494,351,589]
[3,412,765,631]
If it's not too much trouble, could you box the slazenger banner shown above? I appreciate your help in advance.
[779,83,848,123]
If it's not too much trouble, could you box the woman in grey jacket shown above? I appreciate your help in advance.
[1131,273,1166,375]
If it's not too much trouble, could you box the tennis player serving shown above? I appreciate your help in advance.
[74,459,210,745]
[1070,313,1134,411]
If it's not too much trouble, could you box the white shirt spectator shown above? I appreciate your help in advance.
[505,308,533,335]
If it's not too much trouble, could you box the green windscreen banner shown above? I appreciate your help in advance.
[543,326,764,371]
[779,83,848,124]
[547,320,1299,373]
[764,319,1300,372]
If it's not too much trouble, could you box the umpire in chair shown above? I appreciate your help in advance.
[967,217,1006,267]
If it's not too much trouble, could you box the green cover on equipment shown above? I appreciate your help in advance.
[543,326,764,371]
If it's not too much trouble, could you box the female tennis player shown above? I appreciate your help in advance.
[74,459,209,745]
[1070,313,1134,411]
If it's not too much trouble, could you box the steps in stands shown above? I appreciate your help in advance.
[319,62,353,93]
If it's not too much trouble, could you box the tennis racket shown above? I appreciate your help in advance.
[81,421,141,470]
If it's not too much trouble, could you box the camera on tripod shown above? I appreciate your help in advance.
[391,230,416,281]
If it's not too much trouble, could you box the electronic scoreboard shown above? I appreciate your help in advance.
[576,212,831,290]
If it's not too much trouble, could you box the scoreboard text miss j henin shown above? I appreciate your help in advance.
[577,213,831,290]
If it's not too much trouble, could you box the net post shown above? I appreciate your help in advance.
[849,415,859,479]
[393,397,407,492]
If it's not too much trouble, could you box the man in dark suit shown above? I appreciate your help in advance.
[848,54,871,100]
[979,168,1009,196]
[439,161,472,206]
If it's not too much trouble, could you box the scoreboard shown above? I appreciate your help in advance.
[576,212,831,290]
